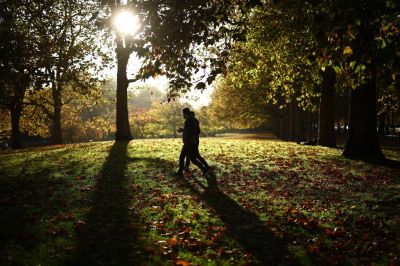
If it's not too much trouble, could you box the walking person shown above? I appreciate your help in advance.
[176,108,210,176]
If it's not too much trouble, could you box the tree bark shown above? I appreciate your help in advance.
[51,87,63,144]
[281,106,289,140]
[344,98,349,134]
[9,86,26,149]
[378,112,386,136]
[343,61,383,160]
[10,105,22,149]
[115,39,132,141]
[343,14,383,160]
[288,101,297,141]
[296,108,305,142]
[318,67,336,147]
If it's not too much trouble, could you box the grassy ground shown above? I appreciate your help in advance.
[0,137,399,265]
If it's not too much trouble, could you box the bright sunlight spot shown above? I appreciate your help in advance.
[113,11,140,35]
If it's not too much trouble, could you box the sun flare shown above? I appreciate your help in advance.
[114,11,140,35]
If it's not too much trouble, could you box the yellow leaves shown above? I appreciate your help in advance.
[343,46,353,55]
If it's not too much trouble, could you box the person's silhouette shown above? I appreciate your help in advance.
[176,108,210,176]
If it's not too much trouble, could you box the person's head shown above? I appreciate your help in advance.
[182,108,191,119]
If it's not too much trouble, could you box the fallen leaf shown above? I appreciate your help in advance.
[175,259,190,266]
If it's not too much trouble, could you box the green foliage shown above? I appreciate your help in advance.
[222,3,320,113]
[0,137,399,264]
[207,78,271,129]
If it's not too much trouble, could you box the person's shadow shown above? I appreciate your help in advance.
[175,173,295,265]
[70,141,143,265]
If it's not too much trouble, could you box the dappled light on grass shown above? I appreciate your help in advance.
[0,138,399,265]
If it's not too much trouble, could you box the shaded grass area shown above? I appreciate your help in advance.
[0,138,399,265]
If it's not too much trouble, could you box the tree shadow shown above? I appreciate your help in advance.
[0,148,87,264]
[367,158,400,170]
[173,173,295,265]
[71,141,143,265]
[0,175,70,262]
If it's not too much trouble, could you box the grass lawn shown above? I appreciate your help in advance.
[0,137,399,265]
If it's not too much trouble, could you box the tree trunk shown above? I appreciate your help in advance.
[336,116,340,133]
[288,101,297,141]
[378,112,386,136]
[307,112,313,139]
[343,15,383,160]
[51,87,63,144]
[296,108,305,142]
[391,112,395,135]
[272,114,281,138]
[318,67,336,147]
[344,98,349,134]
[343,61,383,160]
[281,106,289,140]
[115,39,132,141]
[9,85,26,149]
[10,105,22,149]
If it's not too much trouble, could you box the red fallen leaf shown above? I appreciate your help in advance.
[287,217,294,223]
[48,214,64,223]
[325,227,345,237]
[75,220,85,230]
[167,236,178,246]
[307,244,320,254]
[307,219,319,229]
[175,259,190,266]
[178,226,191,238]
[76,175,86,180]
[46,226,69,236]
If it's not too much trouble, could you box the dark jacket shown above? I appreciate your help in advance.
[183,116,200,145]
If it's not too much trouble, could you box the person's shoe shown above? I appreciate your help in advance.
[175,171,183,177]
[206,166,215,173]
[202,167,214,177]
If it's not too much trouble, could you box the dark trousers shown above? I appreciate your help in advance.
[178,144,209,173]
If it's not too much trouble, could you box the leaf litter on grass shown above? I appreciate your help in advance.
[0,138,399,265]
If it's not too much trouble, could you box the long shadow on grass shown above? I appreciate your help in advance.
[0,176,70,263]
[368,158,400,170]
[71,141,142,265]
[0,147,87,264]
[174,173,294,265]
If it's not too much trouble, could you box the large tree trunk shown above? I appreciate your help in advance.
[318,67,336,147]
[115,39,132,141]
[288,101,297,141]
[343,15,383,160]
[51,87,63,144]
[10,86,26,149]
[378,112,386,136]
[296,108,305,142]
[343,92,349,133]
[281,106,289,140]
[10,105,22,149]
[343,61,383,160]
[271,113,281,138]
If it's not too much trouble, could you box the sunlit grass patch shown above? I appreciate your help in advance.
[0,138,399,265]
